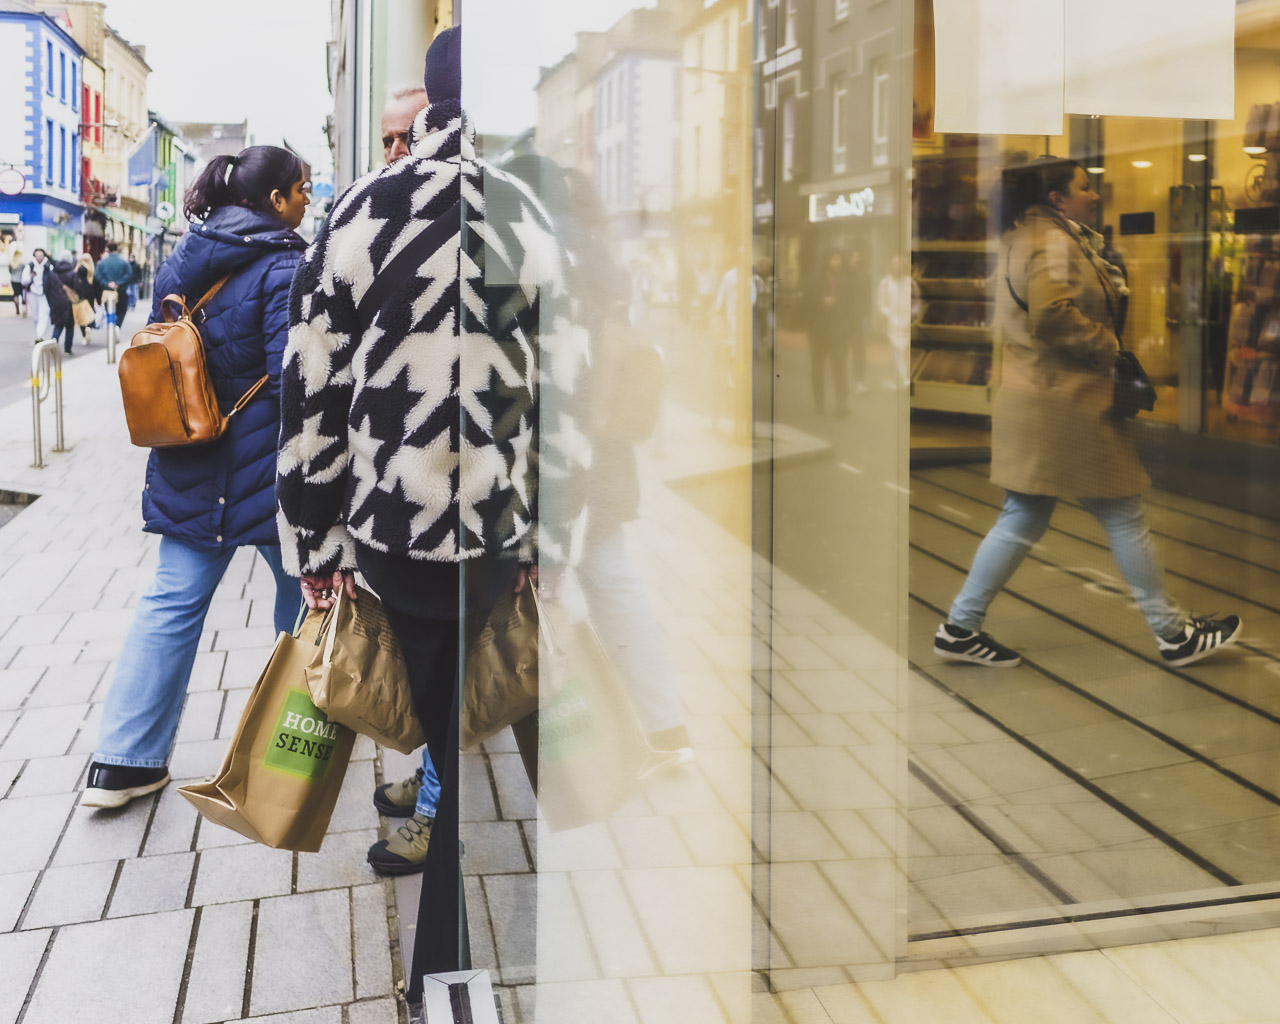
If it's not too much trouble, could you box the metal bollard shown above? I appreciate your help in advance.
[30,341,65,468]
[103,290,120,365]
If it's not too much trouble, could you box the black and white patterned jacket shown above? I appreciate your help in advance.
[277,103,588,576]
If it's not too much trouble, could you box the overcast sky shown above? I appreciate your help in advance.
[464,0,652,136]
[97,0,333,176]
[96,0,654,173]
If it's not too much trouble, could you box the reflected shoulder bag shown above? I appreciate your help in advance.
[1005,243,1156,418]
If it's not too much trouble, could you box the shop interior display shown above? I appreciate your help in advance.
[1218,125,1280,426]
[1225,234,1280,424]
[911,146,995,417]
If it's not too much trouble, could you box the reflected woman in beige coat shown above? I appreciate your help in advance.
[934,158,1240,670]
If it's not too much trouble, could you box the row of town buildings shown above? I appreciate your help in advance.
[535,0,910,304]
[322,0,911,304]
[0,0,250,275]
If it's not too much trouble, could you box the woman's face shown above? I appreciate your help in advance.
[272,177,311,230]
[1051,167,1099,224]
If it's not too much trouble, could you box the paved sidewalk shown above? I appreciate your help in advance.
[0,345,403,1023]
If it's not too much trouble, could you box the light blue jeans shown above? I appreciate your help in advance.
[416,748,441,818]
[949,491,1183,640]
[95,536,301,769]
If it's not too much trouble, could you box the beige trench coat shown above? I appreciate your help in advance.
[990,206,1149,498]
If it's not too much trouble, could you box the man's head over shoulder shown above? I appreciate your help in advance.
[382,85,428,164]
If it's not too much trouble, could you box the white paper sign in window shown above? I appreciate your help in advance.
[1065,0,1234,120]
[932,0,1065,136]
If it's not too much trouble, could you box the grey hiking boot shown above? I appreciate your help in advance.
[372,766,423,818]
[367,812,433,876]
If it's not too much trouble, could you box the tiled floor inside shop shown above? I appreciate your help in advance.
[907,465,1280,937]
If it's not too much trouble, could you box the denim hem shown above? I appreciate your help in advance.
[93,753,169,770]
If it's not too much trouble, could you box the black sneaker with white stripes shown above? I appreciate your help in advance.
[934,623,1022,668]
[1157,614,1242,668]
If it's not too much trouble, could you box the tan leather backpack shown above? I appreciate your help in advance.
[118,277,268,448]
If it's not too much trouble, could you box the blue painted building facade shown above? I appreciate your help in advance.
[0,4,85,256]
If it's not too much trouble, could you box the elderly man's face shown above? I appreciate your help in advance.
[381,91,428,163]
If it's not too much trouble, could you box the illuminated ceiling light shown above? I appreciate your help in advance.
[1086,166,1106,174]
[1187,153,1208,162]
[1244,146,1268,155]
[1131,160,1153,168]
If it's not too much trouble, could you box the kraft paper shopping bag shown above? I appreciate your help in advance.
[460,585,539,749]
[304,585,425,755]
[523,588,671,832]
[179,611,355,852]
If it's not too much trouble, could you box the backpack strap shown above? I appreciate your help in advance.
[356,200,462,330]
[190,275,231,317]
[228,374,269,418]
[158,293,189,323]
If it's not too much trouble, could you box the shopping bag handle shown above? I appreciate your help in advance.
[528,586,558,658]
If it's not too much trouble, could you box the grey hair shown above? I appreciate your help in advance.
[388,83,428,103]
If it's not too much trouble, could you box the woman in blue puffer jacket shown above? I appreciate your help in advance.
[83,146,311,808]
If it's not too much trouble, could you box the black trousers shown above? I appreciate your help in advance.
[355,546,515,1003]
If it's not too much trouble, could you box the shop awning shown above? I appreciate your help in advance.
[99,206,160,237]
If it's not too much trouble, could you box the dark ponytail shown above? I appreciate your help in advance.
[183,145,306,222]
[998,156,1081,233]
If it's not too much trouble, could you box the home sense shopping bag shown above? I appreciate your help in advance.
[524,588,669,832]
[179,612,355,852]
[303,585,425,755]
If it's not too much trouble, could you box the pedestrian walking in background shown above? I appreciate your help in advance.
[96,241,133,328]
[82,145,311,809]
[876,254,920,387]
[809,249,853,415]
[278,25,578,1003]
[53,252,93,355]
[8,249,25,316]
[21,248,60,342]
[935,157,1241,670]
[73,252,101,342]
[127,254,143,309]
[846,248,871,393]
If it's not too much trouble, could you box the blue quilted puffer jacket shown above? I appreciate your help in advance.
[140,205,306,551]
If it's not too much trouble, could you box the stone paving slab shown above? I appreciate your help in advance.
[0,351,405,1024]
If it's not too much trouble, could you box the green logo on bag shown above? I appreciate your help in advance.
[264,689,342,780]
[539,674,596,764]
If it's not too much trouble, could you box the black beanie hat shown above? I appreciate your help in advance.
[424,26,461,103]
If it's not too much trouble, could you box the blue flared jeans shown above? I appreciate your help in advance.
[95,536,301,769]
[949,491,1183,640]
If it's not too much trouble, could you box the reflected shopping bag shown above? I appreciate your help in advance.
[526,587,670,832]
[461,585,539,749]
[304,584,425,755]
[178,611,355,852]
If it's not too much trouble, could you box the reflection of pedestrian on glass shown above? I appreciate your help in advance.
[875,254,919,387]
[935,158,1240,670]
[847,249,871,393]
[506,156,693,763]
[808,250,853,415]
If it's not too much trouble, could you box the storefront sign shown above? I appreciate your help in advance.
[807,187,892,223]
[0,168,26,196]
[763,48,802,77]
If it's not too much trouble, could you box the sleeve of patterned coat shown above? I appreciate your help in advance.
[276,206,361,577]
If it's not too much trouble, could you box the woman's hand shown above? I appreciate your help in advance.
[300,570,357,611]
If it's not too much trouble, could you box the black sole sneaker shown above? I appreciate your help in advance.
[1158,614,1242,668]
[934,623,1022,668]
[372,766,424,818]
[81,762,170,809]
